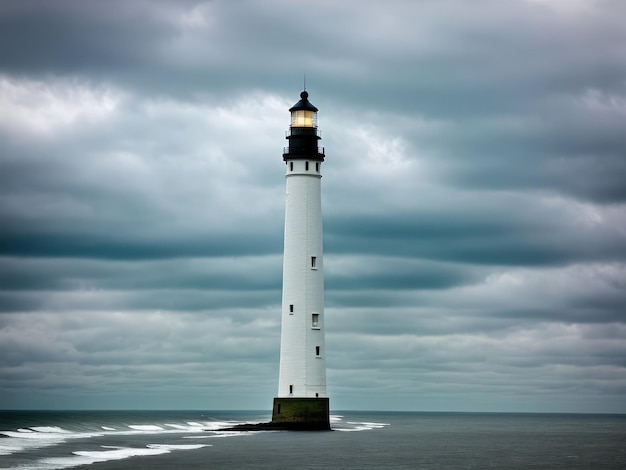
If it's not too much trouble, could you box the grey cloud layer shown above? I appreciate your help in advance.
[1,0,625,411]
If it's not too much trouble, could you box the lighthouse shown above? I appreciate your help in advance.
[271,90,330,430]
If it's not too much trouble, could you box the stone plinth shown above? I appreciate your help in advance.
[271,397,330,430]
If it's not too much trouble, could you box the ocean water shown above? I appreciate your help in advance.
[1,410,625,469]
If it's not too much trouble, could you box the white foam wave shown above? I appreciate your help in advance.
[163,423,189,430]
[127,424,164,431]
[8,443,209,470]
[0,427,103,458]
[40,447,170,469]
[185,431,257,439]
[347,421,390,428]
[163,422,209,431]
[0,416,251,460]
[2,430,64,440]
[147,444,208,450]
[30,426,72,434]
[335,421,391,432]
[348,421,389,428]
[74,446,169,459]
[0,429,63,456]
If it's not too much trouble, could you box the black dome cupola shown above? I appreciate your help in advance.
[283,91,324,162]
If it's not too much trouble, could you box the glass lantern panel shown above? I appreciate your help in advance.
[291,110,317,127]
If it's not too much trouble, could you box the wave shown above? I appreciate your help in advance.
[0,427,104,457]
[0,413,390,469]
[127,424,165,432]
[0,416,260,459]
[335,421,391,432]
[13,443,210,470]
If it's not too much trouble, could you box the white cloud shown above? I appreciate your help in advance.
[0,76,120,137]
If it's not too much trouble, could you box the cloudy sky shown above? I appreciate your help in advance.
[1,0,625,413]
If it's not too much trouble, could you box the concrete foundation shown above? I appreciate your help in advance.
[271,397,330,430]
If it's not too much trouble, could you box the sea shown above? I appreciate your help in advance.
[1,410,625,469]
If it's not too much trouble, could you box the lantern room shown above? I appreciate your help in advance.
[289,91,318,128]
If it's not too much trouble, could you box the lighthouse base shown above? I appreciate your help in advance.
[271,397,331,430]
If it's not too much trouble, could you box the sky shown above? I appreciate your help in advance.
[1,0,625,413]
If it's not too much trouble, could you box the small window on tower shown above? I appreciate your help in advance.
[305,161,309,171]
[290,162,293,171]
[316,162,319,172]
[289,304,294,314]
[312,313,319,328]
[289,384,293,394]
[311,256,317,269]
[315,346,320,356]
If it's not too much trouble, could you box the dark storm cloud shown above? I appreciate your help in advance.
[0,0,323,97]
[0,256,280,290]
[0,232,281,259]
[0,287,280,313]
[325,196,626,266]
[421,96,626,203]
[0,0,180,72]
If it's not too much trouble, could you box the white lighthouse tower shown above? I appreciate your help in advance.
[271,90,330,430]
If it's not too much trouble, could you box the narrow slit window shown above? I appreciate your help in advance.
[316,162,319,172]
[290,161,293,171]
[315,346,320,356]
[305,161,309,171]
[289,304,294,313]
[289,384,293,394]
[311,256,317,268]
[312,313,319,328]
